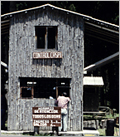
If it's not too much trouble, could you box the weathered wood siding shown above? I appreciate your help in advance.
[8,7,84,131]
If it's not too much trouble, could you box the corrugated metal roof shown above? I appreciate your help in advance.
[83,76,104,86]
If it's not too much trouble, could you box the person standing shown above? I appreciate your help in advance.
[57,92,71,132]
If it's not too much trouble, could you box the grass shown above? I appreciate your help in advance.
[98,128,106,136]
[84,113,119,136]
[102,113,119,119]
[98,128,119,136]
[83,113,119,121]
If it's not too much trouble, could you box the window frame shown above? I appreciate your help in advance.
[35,26,58,50]
[20,86,34,99]
[19,78,70,99]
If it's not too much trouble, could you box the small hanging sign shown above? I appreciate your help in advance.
[33,52,62,59]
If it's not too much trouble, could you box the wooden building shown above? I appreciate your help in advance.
[2,4,84,131]
[1,4,119,131]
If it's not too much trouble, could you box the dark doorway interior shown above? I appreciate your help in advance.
[83,86,99,112]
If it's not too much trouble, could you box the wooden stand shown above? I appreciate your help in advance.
[34,126,39,135]
[34,126,59,135]
[52,127,59,135]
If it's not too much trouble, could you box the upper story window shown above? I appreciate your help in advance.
[35,26,57,49]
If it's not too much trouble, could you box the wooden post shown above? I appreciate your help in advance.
[56,86,58,99]
[32,80,34,98]
[34,126,39,135]
[106,119,115,136]
[52,127,59,135]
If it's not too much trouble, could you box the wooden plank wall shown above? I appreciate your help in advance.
[8,7,84,131]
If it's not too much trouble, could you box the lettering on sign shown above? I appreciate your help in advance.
[33,114,61,119]
[33,52,62,59]
[32,107,61,127]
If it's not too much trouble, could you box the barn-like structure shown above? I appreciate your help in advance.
[1,4,119,131]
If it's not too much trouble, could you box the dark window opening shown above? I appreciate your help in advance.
[19,78,70,99]
[48,27,57,49]
[56,79,70,97]
[34,78,56,99]
[36,27,46,49]
[21,87,32,98]
[35,26,57,49]
[35,27,46,49]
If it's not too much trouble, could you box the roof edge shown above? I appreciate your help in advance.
[1,3,119,28]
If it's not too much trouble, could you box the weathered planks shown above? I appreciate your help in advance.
[8,7,84,131]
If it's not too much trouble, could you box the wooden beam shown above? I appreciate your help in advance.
[85,25,119,39]
[84,52,119,72]
[85,33,119,45]
[1,32,9,35]
[1,20,10,24]
[56,86,58,99]
[1,28,9,32]
[85,21,119,34]
[1,61,8,68]
[85,33,118,45]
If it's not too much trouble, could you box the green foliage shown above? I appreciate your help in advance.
[16,2,27,10]
[68,4,76,11]
[98,128,106,136]
[83,115,94,120]
[104,113,115,119]
[49,1,76,11]
[83,113,119,121]
[98,125,119,136]
[104,113,119,119]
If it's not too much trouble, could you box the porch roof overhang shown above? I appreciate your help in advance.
[84,21,119,45]
[83,76,104,86]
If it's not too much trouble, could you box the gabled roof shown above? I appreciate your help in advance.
[1,3,119,44]
[1,3,119,28]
